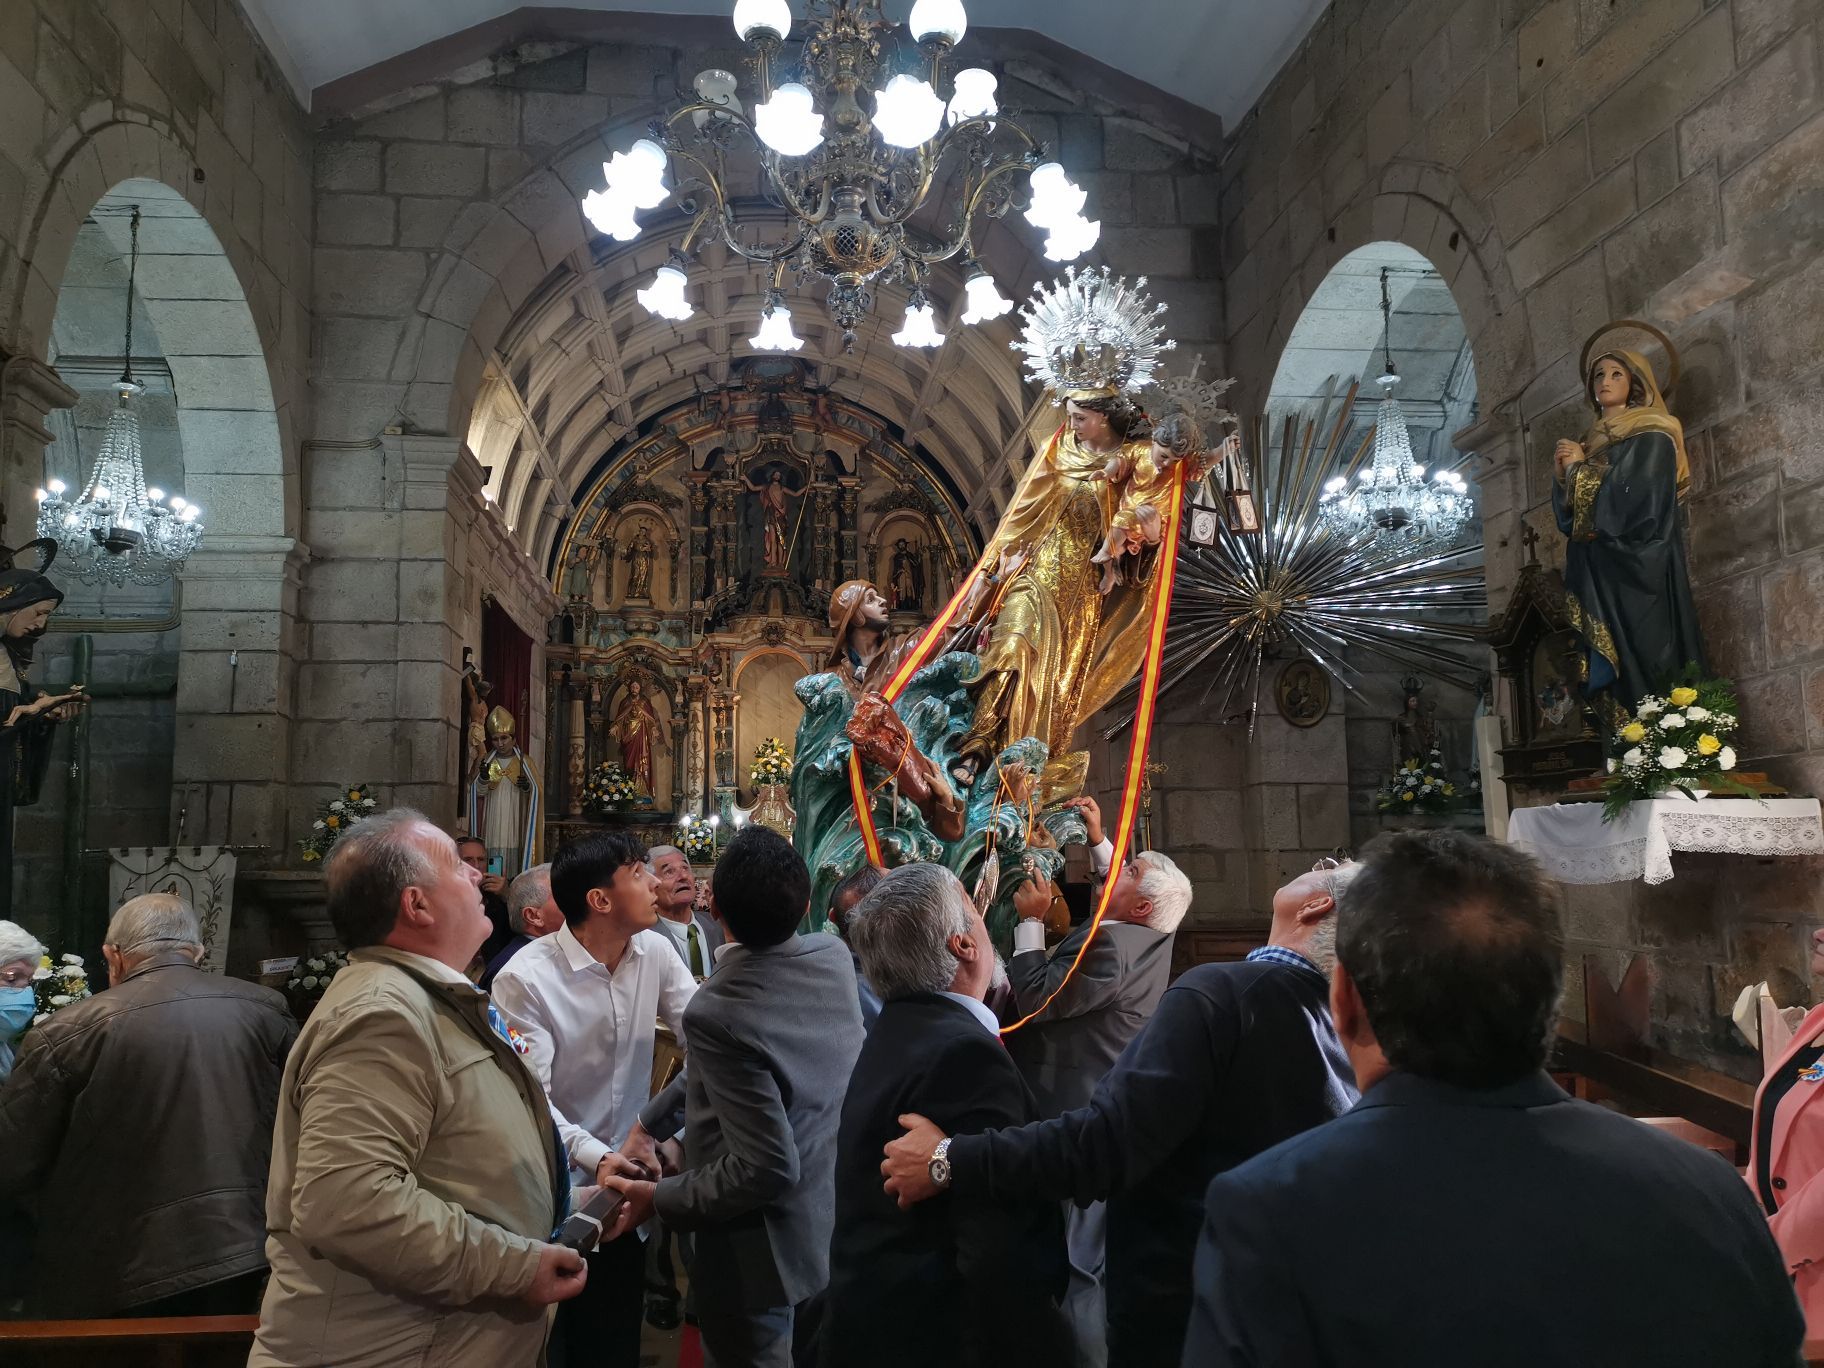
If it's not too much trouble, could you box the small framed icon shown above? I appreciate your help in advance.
[1189,506,1221,547]
[1228,490,1261,534]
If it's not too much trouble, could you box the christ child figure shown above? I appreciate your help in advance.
[1091,413,1238,593]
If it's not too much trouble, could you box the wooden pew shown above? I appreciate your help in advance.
[0,1315,258,1367]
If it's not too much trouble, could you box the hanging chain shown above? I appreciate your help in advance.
[1379,266,1395,380]
[120,206,140,388]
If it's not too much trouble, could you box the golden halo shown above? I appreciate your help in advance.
[1579,318,1681,395]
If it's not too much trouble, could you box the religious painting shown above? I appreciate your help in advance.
[1275,659,1329,727]
[1531,629,1590,743]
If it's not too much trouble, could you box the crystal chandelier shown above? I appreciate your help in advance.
[36,207,204,587]
[581,0,1099,351]
[1317,267,1472,561]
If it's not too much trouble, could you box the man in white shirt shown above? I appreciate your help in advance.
[647,844,722,979]
[491,829,694,1368]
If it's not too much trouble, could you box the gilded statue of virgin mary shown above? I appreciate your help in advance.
[951,267,1177,801]
[1552,331,1706,714]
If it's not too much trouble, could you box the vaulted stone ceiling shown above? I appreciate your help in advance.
[239,0,1329,126]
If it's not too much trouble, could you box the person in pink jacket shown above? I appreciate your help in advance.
[1749,924,1824,1334]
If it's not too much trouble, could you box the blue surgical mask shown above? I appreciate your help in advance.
[0,986,35,1041]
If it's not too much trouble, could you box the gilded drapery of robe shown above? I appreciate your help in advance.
[960,426,1162,801]
[1552,349,1705,713]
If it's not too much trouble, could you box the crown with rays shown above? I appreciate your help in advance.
[1143,354,1239,437]
[1011,265,1174,402]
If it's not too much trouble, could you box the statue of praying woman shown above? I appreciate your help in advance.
[1552,346,1706,714]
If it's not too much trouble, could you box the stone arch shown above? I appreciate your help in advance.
[7,111,299,539]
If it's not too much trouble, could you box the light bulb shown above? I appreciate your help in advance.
[947,67,997,124]
[145,487,164,502]
[179,505,199,522]
[62,513,78,527]
[95,485,112,502]
[893,300,945,348]
[709,814,720,826]
[47,478,65,495]
[169,496,186,510]
[1026,161,1088,228]
[582,187,642,241]
[691,69,743,129]
[608,139,670,209]
[1042,214,1100,261]
[33,488,45,502]
[751,298,805,352]
[960,269,1014,323]
[733,0,792,40]
[1325,476,1347,492]
[872,75,945,148]
[754,82,825,156]
[637,264,694,321]
[908,0,968,44]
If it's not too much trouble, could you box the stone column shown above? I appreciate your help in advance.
[172,534,310,850]
[0,355,77,547]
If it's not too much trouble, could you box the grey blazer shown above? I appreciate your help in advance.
[656,911,723,975]
[1006,919,1174,1117]
[641,932,864,1311]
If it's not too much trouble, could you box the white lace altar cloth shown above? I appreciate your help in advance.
[1507,798,1824,885]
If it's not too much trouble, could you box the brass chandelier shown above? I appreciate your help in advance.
[581,0,1100,352]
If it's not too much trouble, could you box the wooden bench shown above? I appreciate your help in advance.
[0,1315,258,1367]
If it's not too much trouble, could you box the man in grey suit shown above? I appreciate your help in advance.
[649,844,723,977]
[603,826,864,1367]
[1007,848,1190,1368]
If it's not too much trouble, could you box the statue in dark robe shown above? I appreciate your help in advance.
[1552,348,1706,717]
[0,542,85,917]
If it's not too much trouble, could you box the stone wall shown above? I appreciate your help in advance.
[1222,0,1824,1077]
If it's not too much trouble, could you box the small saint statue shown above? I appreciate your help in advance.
[1393,684,1439,766]
[563,535,602,602]
[0,543,85,918]
[610,677,668,799]
[623,521,657,601]
[889,537,924,612]
[743,468,805,574]
[467,706,540,877]
[1552,343,1706,712]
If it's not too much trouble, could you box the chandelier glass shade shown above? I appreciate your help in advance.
[36,207,204,587]
[1316,269,1475,561]
[590,0,1098,350]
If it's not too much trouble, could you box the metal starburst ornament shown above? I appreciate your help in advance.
[1012,265,1173,400]
[1111,381,1486,733]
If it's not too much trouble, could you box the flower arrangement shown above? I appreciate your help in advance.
[679,815,718,863]
[1376,746,1457,815]
[583,761,644,816]
[751,737,792,788]
[32,953,92,1026]
[1601,672,1751,819]
[286,950,350,1014]
[301,785,380,862]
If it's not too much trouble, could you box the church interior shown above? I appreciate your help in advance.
[2,0,1824,1360]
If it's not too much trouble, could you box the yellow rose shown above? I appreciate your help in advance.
[1620,721,1647,743]
[348,789,361,800]
[326,815,340,829]
[302,849,320,862]
[1401,792,1414,802]
[1695,733,1721,756]
[1669,686,1699,707]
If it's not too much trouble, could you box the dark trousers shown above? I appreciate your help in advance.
[552,1228,645,1368]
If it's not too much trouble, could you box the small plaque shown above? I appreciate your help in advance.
[259,956,298,975]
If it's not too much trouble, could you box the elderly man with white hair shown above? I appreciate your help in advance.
[0,893,296,1318]
[881,859,1365,1368]
[821,861,1074,1368]
[0,919,46,1083]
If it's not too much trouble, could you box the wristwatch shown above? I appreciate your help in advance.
[928,1136,953,1190]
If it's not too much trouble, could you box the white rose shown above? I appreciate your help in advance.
[330,799,345,811]
[31,966,50,981]
[302,975,319,989]
[1606,758,1617,773]
[1719,746,1737,771]
[1684,705,1709,722]
[32,1012,47,1026]
[313,819,326,831]
[1637,698,1663,718]
[61,953,82,965]
[1658,713,1684,730]
[1659,746,1687,769]
[1622,747,1644,766]
[49,994,71,1006]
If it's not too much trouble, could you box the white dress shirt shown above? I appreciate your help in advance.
[937,990,1002,1037]
[1013,837,1119,955]
[653,913,714,977]
[491,921,696,1178]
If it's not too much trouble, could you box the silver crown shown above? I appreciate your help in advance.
[1011,266,1174,400]
[1144,355,1239,435]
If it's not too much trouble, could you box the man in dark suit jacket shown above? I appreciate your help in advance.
[1184,829,1805,1368]
[603,828,863,1367]
[881,861,1360,1367]
[823,862,1072,1368]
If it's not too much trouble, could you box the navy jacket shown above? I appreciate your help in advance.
[822,993,1070,1368]
[1184,1070,1806,1367]
[951,957,1355,1367]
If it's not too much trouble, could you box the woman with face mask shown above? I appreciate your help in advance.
[0,919,45,1081]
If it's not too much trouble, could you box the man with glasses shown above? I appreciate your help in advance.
[881,860,1362,1367]
[0,894,297,1317]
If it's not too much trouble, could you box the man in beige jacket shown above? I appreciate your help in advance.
[251,809,587,1368]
